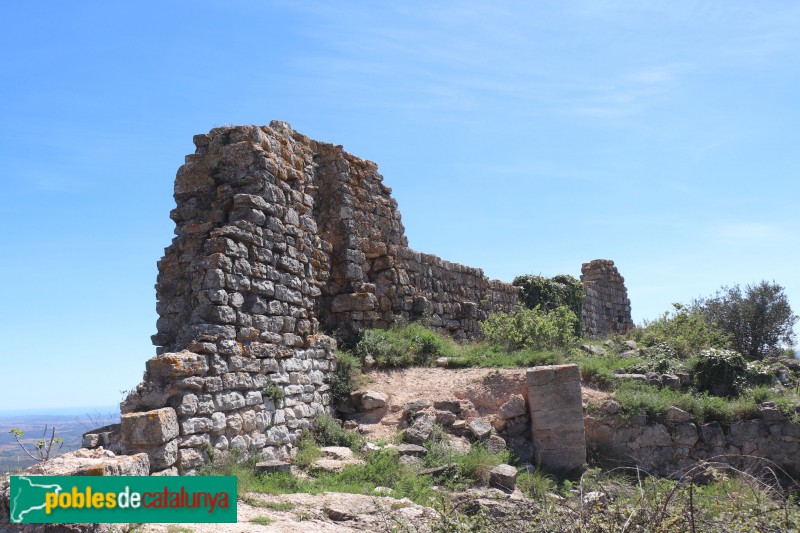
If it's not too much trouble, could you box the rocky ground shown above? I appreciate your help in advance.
[1,367,610,532]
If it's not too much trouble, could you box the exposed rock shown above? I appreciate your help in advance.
[403,399,432,413]
[396,444,427,457]
[601,400,620,415]
[25,447,150,476]
[434,399,462,413]
[582,491,608,507]
[499,394,527,419]
[580,344,607,356]
[360,391,389,411]
[666,406,693,423]
[404,415,435,445]
[255,460,291,474]
[468,419,493,440]
[487,434,507,453]
[489,464,518,492]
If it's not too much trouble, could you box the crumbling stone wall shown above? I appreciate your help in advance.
[586,404,800,479]
[117,121,520,474]
[581,259,633,338]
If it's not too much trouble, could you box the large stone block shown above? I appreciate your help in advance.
[146,351,209,378]
[331,292,378,312]
[120,407,179,447]
[527,364,586,475]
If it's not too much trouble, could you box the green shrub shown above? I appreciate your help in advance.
[575,351,649,388]
[517,469,556,500]
[311,414,364,451]
[453,443,512,485]
[512,274,584,335]
[692,348,748,397]
[444,343,564,369]
[262,383,285,405]
[355,323,454,368]
[331,350,361,405]
[628,303,729,357]
[480,305,577,352]
[293,429,321,468]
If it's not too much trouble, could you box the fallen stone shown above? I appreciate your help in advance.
[447,435,472,455]
[579,344,607,356]
[499,394,528,419]
[489,464,518,492]
[404,415,434,445]
[399,455,423,468]
[319,446,356,461]
[419,463,456,477]
[433,399,461,413]
[325,505,355,521]
[468,419,492,440]
[601,400,620,415]
[26,448,150,476]
[361,391,389,411]
[582,491,608,507]
[435,410,457,425]
[404,399,432,413]
[661,374,681,390]
[666,406,693,423]
[396,444,427,457]
[256,460,291,474]
[487,434,507,454]
[614,373,647,382]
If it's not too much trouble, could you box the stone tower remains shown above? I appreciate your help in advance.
[117,121,519,474]
[580,259,633,337]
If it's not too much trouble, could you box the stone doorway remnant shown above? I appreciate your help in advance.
[526,364,586,475]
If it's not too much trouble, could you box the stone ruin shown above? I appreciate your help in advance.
[113,121,521,474]
[89,121,633,475]
[581,259,633,338]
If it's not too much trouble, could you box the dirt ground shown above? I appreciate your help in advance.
[349,367,609,440]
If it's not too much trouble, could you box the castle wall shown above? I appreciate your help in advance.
[581,259,633,338]
[118,122,521,473]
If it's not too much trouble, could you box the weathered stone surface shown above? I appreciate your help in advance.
[489,464,518,492]
[118,123,633,474]
[468,419,493,440]
[404,415,435,445]
[581,260,633,338]
[499,394,527,419]
[666,406,693,423]
[527,364,586,475]
[256,460,291,474]
[146,351,208,377]
[26,448,150,477]
[120,407,178,447]
[361,391,389,411]
[396,444,427,457]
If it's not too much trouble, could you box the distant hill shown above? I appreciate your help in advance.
[0,409,119,474]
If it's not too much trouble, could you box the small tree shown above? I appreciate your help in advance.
[695,281,797,360]
[9,425,64,464]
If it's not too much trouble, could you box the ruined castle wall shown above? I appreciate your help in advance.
[581,259,633,338]
[118,122,520,474]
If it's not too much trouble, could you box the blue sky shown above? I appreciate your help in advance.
[2,1,800,412]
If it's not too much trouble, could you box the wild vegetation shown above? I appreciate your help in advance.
[196,277,800,530]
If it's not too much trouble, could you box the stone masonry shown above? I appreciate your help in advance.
[526,364,586,475]
[581,259,633,338]
[117,121,520,474]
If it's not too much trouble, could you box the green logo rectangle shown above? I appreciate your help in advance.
[10,476,237,523]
